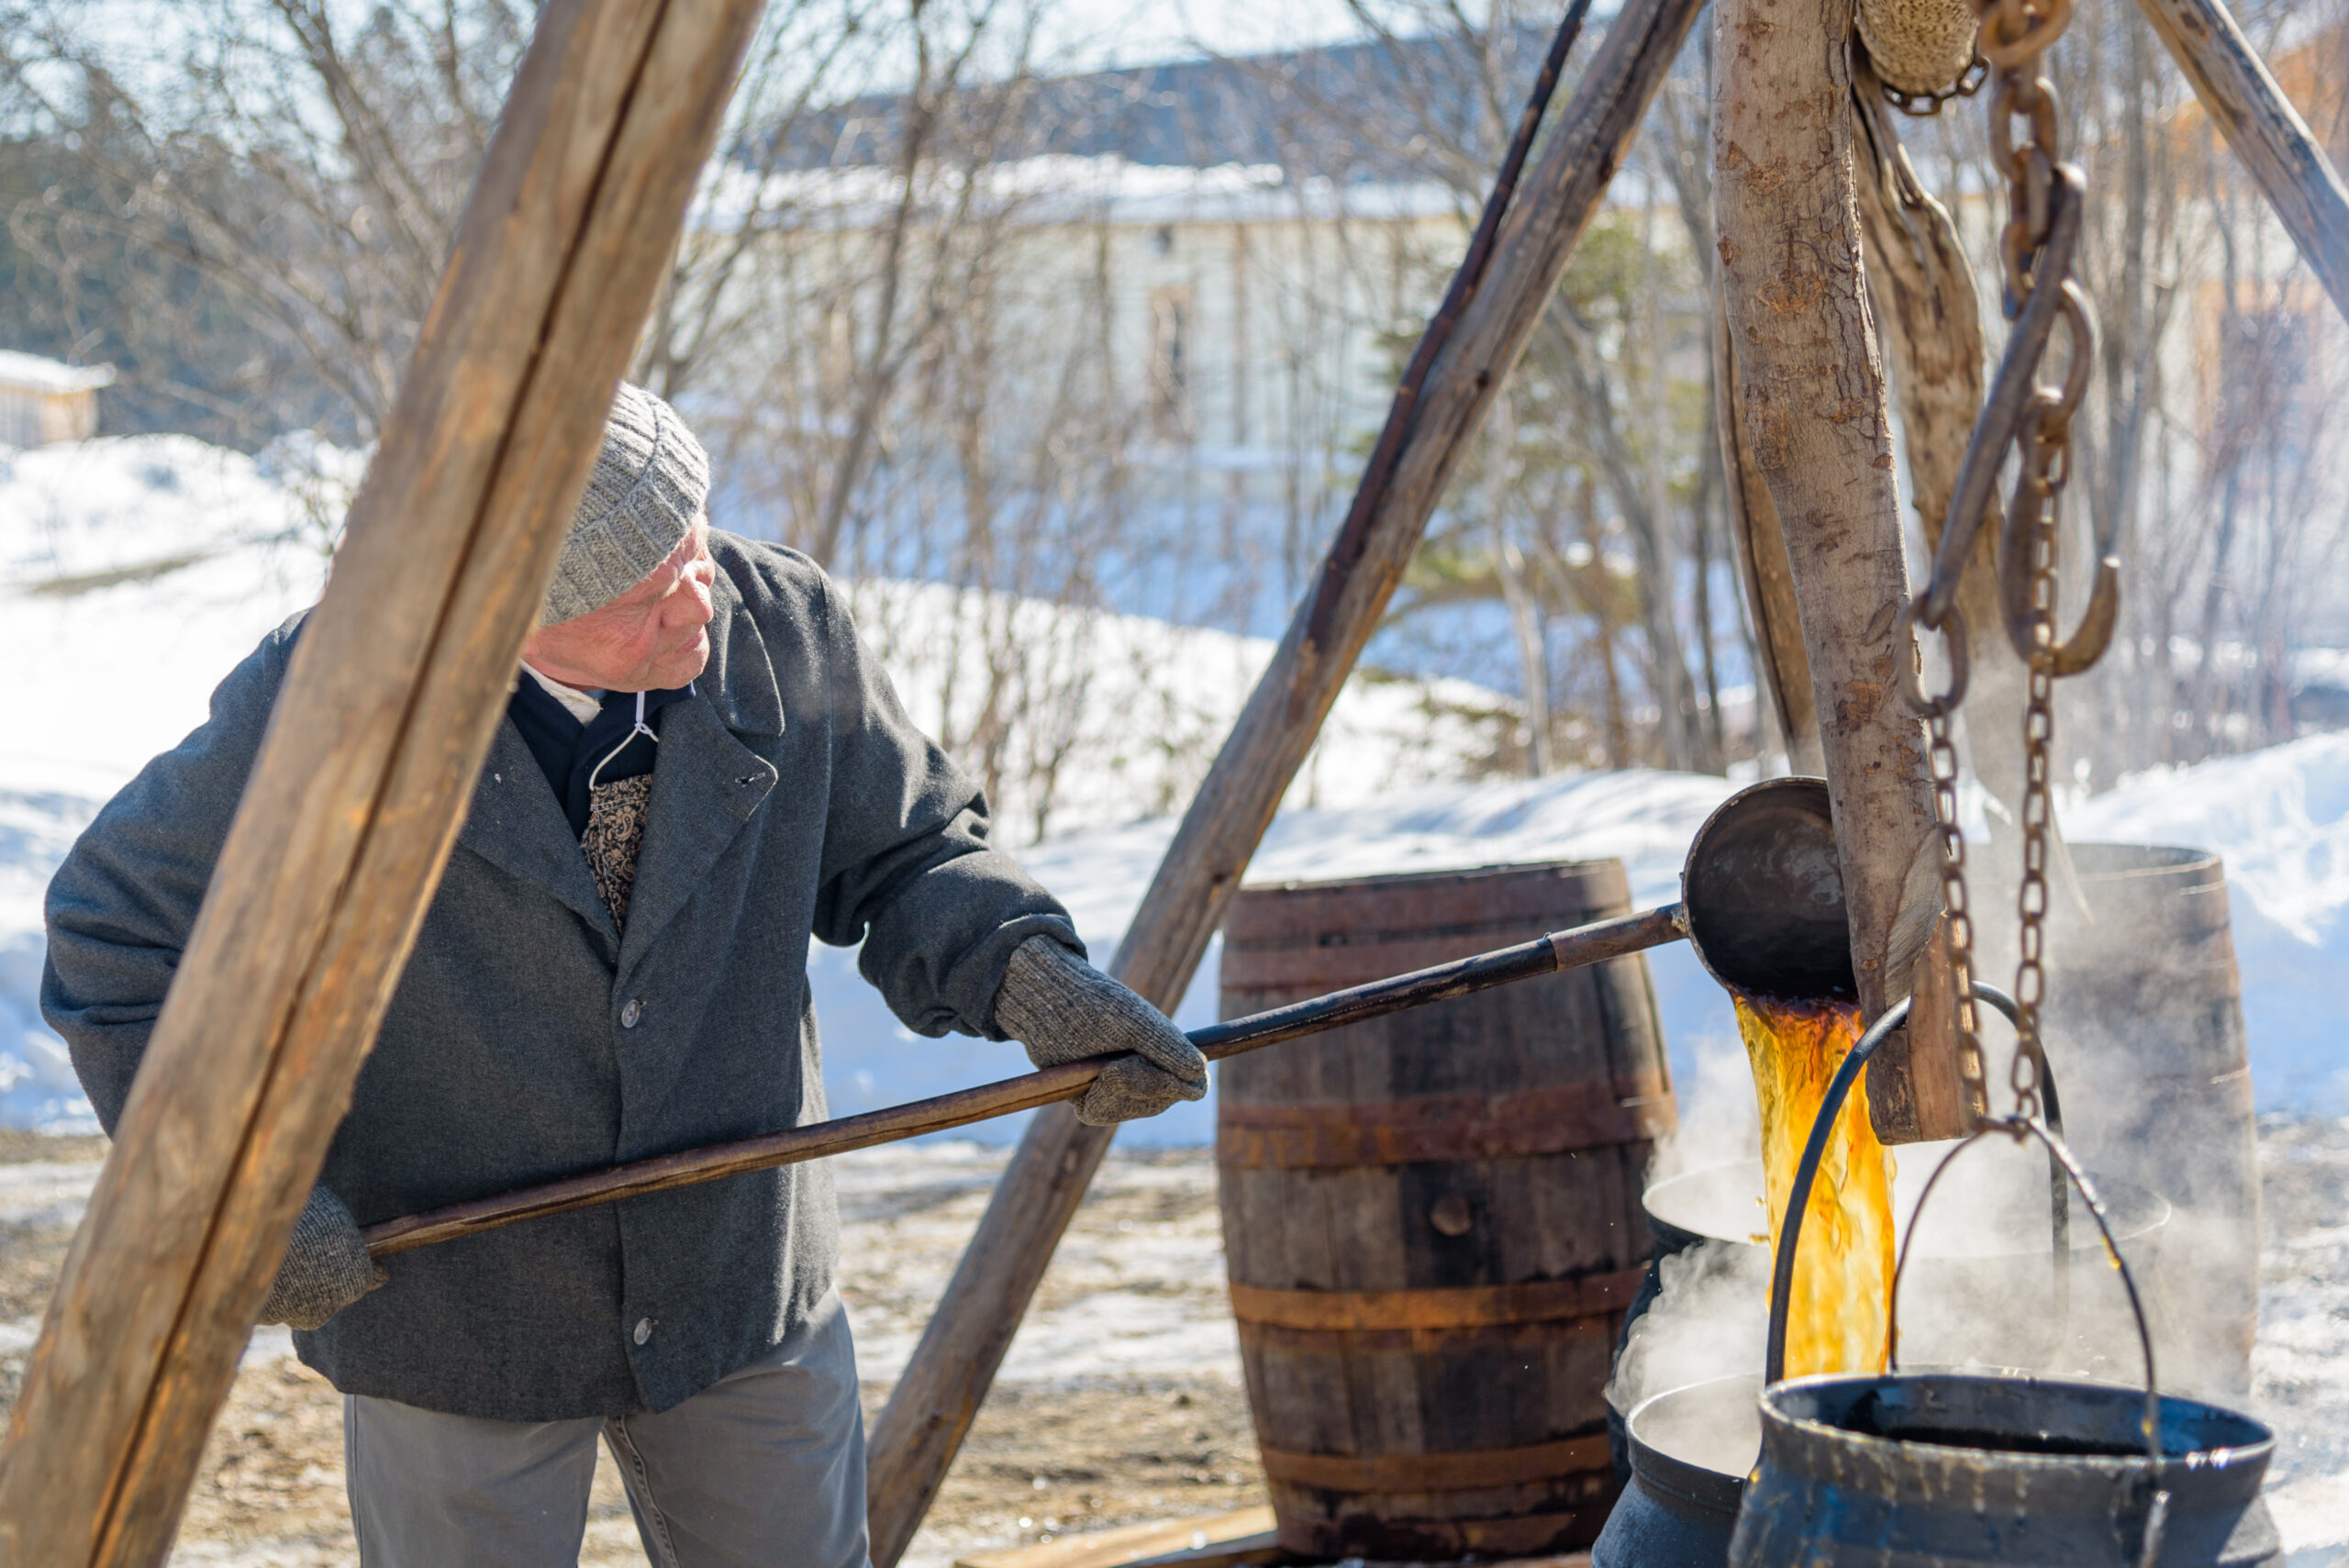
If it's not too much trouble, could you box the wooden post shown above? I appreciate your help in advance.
[2133,0,2349,326]
[1713,311,1823,774]
[863,0,1709,1556]
[1712,0,1952,1141]
[1850,80,2025,822]
[0,1,763,1561]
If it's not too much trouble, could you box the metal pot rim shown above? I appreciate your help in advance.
[1759,1370,2274,1485]
[1626,1373,1759,1513]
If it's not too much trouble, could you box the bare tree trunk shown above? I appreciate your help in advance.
[1690,406,1731,762]
[1713,0,1943,1138]
[0,0,763,1553]
[864,0,1709,1546]
[1546,305,1699,770]
[1487,406,1553,773]
[1572,469,1633,767]
[1641,197,1708,771]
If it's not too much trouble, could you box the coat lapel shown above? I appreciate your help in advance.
[457,718,619,948]
[617,568,785,971]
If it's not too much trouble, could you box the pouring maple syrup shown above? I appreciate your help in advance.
[1732,993,1895,1379]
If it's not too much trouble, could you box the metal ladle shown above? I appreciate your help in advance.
[362,776,1851,1258]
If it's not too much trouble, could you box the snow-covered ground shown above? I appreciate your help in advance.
[5,431,2346,1141]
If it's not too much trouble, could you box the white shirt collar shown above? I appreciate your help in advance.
[519,662,606,726]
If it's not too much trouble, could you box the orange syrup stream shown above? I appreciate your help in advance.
[1732,993,1896,1378]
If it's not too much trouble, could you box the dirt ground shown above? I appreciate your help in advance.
[0,1138,1264,1568]
[2,1121,2345,1565]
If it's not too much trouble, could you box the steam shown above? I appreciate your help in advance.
[1608,1236,1770,1418]
[1614,1018,2238,1451]
[1647,1028,1761,1187]
[1615,839,2262,1465]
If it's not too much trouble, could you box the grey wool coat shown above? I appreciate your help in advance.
[41,533,1081,1421]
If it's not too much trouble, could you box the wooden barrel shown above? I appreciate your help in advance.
[1217,861,1676,1560]
[2040,843,2260,1398]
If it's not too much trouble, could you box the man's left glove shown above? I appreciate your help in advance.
[259,1185,388,1331]
[994,937,1209,1126]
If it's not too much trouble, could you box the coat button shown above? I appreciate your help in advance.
[620,998,642,1029]
[634,1318,654,1346]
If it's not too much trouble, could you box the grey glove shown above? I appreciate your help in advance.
[259,1185,388,1331]
[995,937,1208,1126]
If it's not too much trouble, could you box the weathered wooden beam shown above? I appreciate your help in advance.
[1712,308,1823,774]
[1849,80,2001,1141]
[2132,0,2349,326]
[1712,0,1945,1140]
[863,0,1710,1558]
[0,2,763,1562]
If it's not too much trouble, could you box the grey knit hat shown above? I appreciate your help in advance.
[542,382,709,624]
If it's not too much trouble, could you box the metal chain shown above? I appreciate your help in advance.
[1883,50,1990,116]
[2009,500,2060,1119]
[1927,706,1991,1122]
[1981,0,2085,1123]
[1895,0,2100,1126]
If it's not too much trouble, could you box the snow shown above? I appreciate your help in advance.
[0,432,1507,1132]
[0,351,115,396]
[3,428,2343,1148]
[3,430,2344,1141]
[2,435,346,1131]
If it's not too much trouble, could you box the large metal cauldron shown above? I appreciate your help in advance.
[1730,1372,2277,1567]
[1732,1014,2279,1568]
[1590,1375,1755,1568]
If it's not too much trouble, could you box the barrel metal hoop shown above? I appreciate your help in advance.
[1218,1075,1673,1168]
[1278,1506,1604,1559]
[1256,1434,1614,1492]
[1229,1266,1649,1332]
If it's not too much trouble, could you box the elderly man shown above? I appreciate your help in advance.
[41,384,1207,1566]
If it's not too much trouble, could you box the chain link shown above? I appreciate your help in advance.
[1979,0,2082,1123]
[1882,50,1991,116]
[1895,0,2097,1127]
[1926,706,1992,1122]
[2009,499,2059,1120]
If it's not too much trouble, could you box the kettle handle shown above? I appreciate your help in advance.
[1763,994,2170,1562]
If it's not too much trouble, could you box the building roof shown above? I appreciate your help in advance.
[0,352,117,395]
[754,26,1557,181]
[697,153,1464,235]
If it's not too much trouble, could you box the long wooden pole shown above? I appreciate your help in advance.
[863,0,1709,1557]
[0,2,763,1561]
[1712,0,1948,1141]
[2132,0,2349,325]
[1712,312,1823,774]
[362,906,1687,1258]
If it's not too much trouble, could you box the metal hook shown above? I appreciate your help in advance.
[1895,594,1970,718]
[1921,169,2085,629]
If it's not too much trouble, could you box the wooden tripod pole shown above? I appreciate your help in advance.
[0,1,763,1561]
[2132,0,2349,326]
[1712,0,1954,1141]
[863,0,1709,1558]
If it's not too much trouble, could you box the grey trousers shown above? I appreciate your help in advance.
[344,1289,870,1568]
